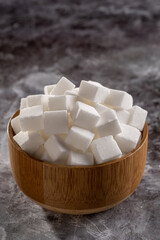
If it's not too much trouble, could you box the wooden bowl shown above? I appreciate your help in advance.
[8,110,148,215]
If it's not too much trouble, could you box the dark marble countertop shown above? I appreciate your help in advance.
[0,1,160,239]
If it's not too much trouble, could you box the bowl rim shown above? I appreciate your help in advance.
[8,109,148,169]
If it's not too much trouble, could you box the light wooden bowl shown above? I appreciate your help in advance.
[8,110,148,215]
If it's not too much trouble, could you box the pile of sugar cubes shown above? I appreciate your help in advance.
[11,77,147,166]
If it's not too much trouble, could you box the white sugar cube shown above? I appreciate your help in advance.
[58,133,78,152]
[27,94,48,111]
[67,151,94,166]
[65,126,95,152]
[50,77,75,95]
[105,89,133,110]
[20,98,27,109]
[41,151,52,162]
[44,135,68,162]
[44,84,56,95]
[96,109,121,137]
[128,105,147,131]
[32,145,45,159]
[32,145,52,162]
[65,87,79,96]
[95,103,113,114]
[87,81,110,103]
[13,131,44,155]
[78,80,110,103]
[48,95,67,111]
[115,124,141,154]
[91,136,122,164]
[116,110,130,124]
[11,116,21,134]
[75,87,79,91]
[66,95,77,111]
[48,95,76,111]
[88,80,102,86]
[71,101,100,131]
[19,105,44,131]
[27,94,42,106]
[44,110,68,135]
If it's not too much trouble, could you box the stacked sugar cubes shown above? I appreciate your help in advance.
[11,76,147,166]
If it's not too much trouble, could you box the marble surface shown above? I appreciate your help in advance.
[0,0,160,239]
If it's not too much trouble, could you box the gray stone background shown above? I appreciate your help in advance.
[0,0,160,239]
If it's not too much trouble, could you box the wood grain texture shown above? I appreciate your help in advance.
[8,110,148,215]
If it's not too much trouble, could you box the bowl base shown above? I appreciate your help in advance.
[29,192,134,215]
